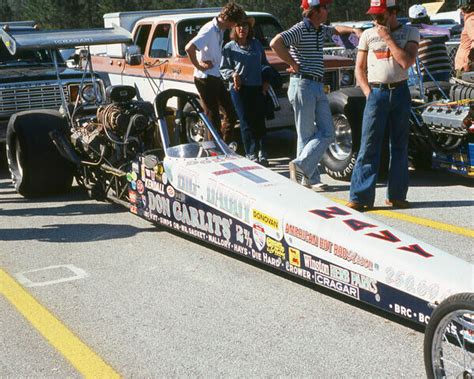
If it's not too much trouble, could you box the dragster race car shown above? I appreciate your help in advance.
[2,26,473,378]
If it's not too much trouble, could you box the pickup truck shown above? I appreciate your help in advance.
[90,8,356,137]
[0,21,92,142]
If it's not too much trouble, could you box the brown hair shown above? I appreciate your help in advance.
[230,20,255,42]
[302,5,321,18]
[219,2,246,23]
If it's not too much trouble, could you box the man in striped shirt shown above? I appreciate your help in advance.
[270,0,360,191]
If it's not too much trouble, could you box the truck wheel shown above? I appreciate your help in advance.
[6,110,75,198]
[424,292,474,379]
[322,113,357,181]
[183,103,208,143]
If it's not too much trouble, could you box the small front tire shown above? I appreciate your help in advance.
[424,292,474,379]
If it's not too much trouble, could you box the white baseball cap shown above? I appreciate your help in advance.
[409,4,428,19]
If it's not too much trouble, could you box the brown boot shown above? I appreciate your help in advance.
[385,199,411,209]
[346,201,372,212]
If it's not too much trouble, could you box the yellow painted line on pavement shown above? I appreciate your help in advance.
[329,197,474,238]
[0,269,120,378]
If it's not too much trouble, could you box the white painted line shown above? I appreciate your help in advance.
[15,264,89,288]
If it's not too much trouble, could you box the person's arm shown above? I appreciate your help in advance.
[270,34,299,73]
[333,25,364,38]
[355,50,370,98]
[376,25,419,70]
[220,46,234,81]
[185,41,213,72]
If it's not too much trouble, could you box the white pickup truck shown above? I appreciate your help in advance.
[90,8,356,137]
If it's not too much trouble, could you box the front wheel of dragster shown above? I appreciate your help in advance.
[6,110,75,198]
[424,292,474,379]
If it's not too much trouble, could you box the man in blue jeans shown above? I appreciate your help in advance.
[347,0,419,211]
[271,0,361,191]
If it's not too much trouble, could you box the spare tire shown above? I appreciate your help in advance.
[6,110,75,198]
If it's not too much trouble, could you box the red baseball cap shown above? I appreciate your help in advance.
[367,0,397,14]
[301,0,333,10]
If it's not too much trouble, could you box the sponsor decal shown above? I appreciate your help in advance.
[130,205,138,214]
[212,162,268,184]
[303,254,330,276]
[141,195,147,208]
[252,209,279,230]
[166,185,175,198]
[206,181,252,223]
[315,273,360,300]
[285,261,311,280]
[132,162,139,173]
[253,224,266,251]
[266,237,285,259]
[126,172,138,182]
[285,224,319,247]
[289,247,301,267]
[130,181,137,191]
[145,179,165,194]
[136,180,145,195]
[128,190,137,204]
[162,172,168,185]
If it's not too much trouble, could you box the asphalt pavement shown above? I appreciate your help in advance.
[0,131,473,378]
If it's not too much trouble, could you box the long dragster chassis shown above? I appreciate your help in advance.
[2,26,473,378]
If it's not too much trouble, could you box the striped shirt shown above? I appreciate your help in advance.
[418,35,451,77]
[280,18,335,78]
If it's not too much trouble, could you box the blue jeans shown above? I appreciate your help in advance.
[230,86,267,159]
[349,84,411,205]
[288,77,334,184]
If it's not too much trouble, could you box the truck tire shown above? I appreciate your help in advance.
[6,110,75,198]
[423,292,474,379]
[322,113,358,181]
[323,88,390,182]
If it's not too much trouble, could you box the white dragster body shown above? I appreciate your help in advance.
[160,154,473,322]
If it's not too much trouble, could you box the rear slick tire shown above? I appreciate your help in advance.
[6,110,74,198]
[423,292,474,379]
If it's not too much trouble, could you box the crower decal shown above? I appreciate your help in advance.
[212,162,268,184]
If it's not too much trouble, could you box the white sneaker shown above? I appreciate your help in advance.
[289,161,307,183]
[310,183,328,192]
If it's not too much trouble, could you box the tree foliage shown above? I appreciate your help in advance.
[0,0,459,29]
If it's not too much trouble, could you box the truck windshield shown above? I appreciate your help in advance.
[0,42,61,66]
[177,15,283,56]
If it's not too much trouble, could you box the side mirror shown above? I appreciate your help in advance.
[125,45,142,66]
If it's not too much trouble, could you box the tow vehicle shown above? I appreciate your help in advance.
[2,26,473,379]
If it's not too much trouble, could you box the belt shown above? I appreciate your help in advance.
[291,73,324,82]
[369,80,407,90]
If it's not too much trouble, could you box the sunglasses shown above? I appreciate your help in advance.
[236,24,250,29]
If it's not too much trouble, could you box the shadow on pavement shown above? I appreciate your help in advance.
[0,201,124,217]
[0,223,158,243]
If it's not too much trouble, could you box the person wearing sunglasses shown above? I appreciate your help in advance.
[346,0,420,211]
[220,17,272,166]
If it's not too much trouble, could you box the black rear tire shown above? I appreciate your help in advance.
[6,110,75,198]
[424,292,474,379]
[322,113,358,181]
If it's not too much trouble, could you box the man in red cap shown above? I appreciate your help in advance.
[347,0,420,211]
[270,0,361,191]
